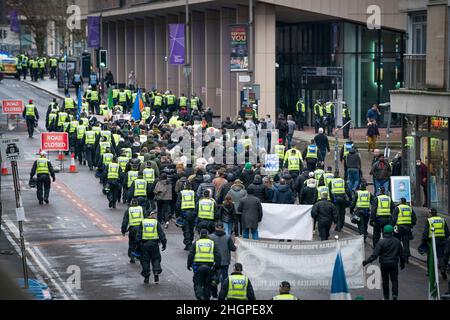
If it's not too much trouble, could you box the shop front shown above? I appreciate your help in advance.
[402,115,449,214]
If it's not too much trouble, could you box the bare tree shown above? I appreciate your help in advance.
[5,0,70,56]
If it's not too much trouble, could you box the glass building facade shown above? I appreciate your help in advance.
[276,21,405,127]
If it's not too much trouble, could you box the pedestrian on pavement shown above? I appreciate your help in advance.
[370,187,395,248]
[136,211,167,284]
[391,198,417,263]
[417,159,428,207]
[421,208,450,279]
[363,225,405,300]
[271,281,299,300]
[367,104,381,124]
[238,187,263,240]
[29,151,56,205]
[276,115,288,146]
[218,263,255,300]
[314,128,330,163]
[329,172,350,232]
[370,154,391,195]
[121,198,144,263]
[286,115,296,149]
[349,181,373,242]
[344,147,361,192]
[209,222,237,290]
[366,119,380,152]
[188,228,221,300]
[23,99,39,138]
[311,191,338,241]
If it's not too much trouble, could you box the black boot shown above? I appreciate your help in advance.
[144,276,149,284]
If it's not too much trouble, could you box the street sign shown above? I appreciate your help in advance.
[41,132,69,151]
[0,137,24,161]
[265,154,279,174]
[2,100,24,114]
[239,75,251,83]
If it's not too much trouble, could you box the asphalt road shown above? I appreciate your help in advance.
[0,78,445,300]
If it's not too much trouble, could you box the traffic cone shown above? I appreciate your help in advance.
[1,160,9,175]
[69,153,77,173]
[57,152,65,161]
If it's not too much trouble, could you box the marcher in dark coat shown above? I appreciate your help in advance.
[311,193,338,240]
[246,175,267,202]
[240,163,255,188]
[301,176,318,205]
[237,189,263,240]
[272,179,295,204]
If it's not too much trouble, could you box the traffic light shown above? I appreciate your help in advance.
[98,49,107,69]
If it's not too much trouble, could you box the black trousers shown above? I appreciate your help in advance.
[343,118,351,139]
[36,175,51,202]
[84,145,95,169]
[326,117,334,136]
[306,160,317,172]
[89,101,99,115]
[26,118,35,137]
[356,209,370,241]
[318,222,332,241]
[380,263,399,299]
[193,264,213,300]
[182,210,196,246]
[157,200,171,223]
[373,218,391,248]
[107,181,120,207]
[140,240,162,278]
[394,226,413,258]
[314,117,322,133]
[333,197,347,231]
[127,227,139,257]
[75,141,84,163]
[297,113,305,130]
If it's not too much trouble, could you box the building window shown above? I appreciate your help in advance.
[411,14,427,54]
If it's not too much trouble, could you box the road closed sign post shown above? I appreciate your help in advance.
[2,100,24,114]
[41,132,69,151]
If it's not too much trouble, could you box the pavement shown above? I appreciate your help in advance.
[0,76,448,300]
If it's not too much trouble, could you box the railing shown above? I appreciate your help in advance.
[404,54,426,90]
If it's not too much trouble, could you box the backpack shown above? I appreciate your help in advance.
[260,121,267,130]
[278,120,287,133]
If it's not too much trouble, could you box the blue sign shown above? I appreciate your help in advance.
[265,154,279,173]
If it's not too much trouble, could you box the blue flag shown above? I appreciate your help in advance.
[77,87,82,120]
[131,89,144,121]
[330,248,351,300]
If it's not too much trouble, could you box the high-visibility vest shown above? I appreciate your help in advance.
[123,148,132,159]
[226,274,249,300]
[428,217,445,238]
[132,93,137,103]
[325,102,333,115]
[117,156,128,172]
[323,173,334,186]
[76,125,86,140]
[57,112,68,126]
[36,158,49,174]
[50,59,58,67]
[314,169,324,181]
[80,117,89,126]
[92,126,102,135]
[69,120,79,133]
[317,186,330,201]
[142,218,159,240]
[50,103,59,113]
[99,142,111,155]
[114,105,124,112]
[32,60,39,68]
[376,195,391,216]
[356,190,371,209]
[127,171,139,188]
[81,102,89,112]
[343,107,351,119]
[284,149,303,162]
[137,155,145,163]
[143,168,155,183]
[65,98,74,109]
[405,136,414,148]
[112,134,120,146]
[112,89,119,99]
[100,104,108,115]
[179,96,188,107]
[125,90,132,100]
[47,113,57,126]
[90,91,99,101]
[25,104,35,117]
[343,143,353,158]
[273,294,297,300]
[193,238,214,263]
[190,98,198,109]
[102,153,113,165]
[119,92,127,103]
[166,94,176,105]
[85,90,92,101]
[397,204,412,225]
[107,163,119,180]
[128,206,144,227]
[314,103,323,117]
[85,131,96,144]
[306,144,318,159]
[181,190,195,210]
[287,156,300,171]
[101,130,111,142]
[133,179,147,197]
[331,178,345,195]
[141,110,150,121]
[198,198,215,220]
[275,145,285,159]
[296,101,305,113]
[154,95,163,106]
[63,122,70,132]
[169,116,179,126]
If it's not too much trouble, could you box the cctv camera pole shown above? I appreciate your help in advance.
[11,160,29,289]
[384,104,392,158]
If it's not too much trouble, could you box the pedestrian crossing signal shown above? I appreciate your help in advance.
[99,49,107,69]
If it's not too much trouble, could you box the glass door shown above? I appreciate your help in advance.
[429,138,449,213]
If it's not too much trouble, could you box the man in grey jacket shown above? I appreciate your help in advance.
[237,188,263,240]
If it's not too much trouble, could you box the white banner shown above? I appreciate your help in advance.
[259,204,313,241]
[236,236,365,290]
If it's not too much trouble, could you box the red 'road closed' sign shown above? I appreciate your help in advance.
[2,100,24,114]
[41,132,69,151]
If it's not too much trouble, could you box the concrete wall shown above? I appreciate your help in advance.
[391,90,450,117]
